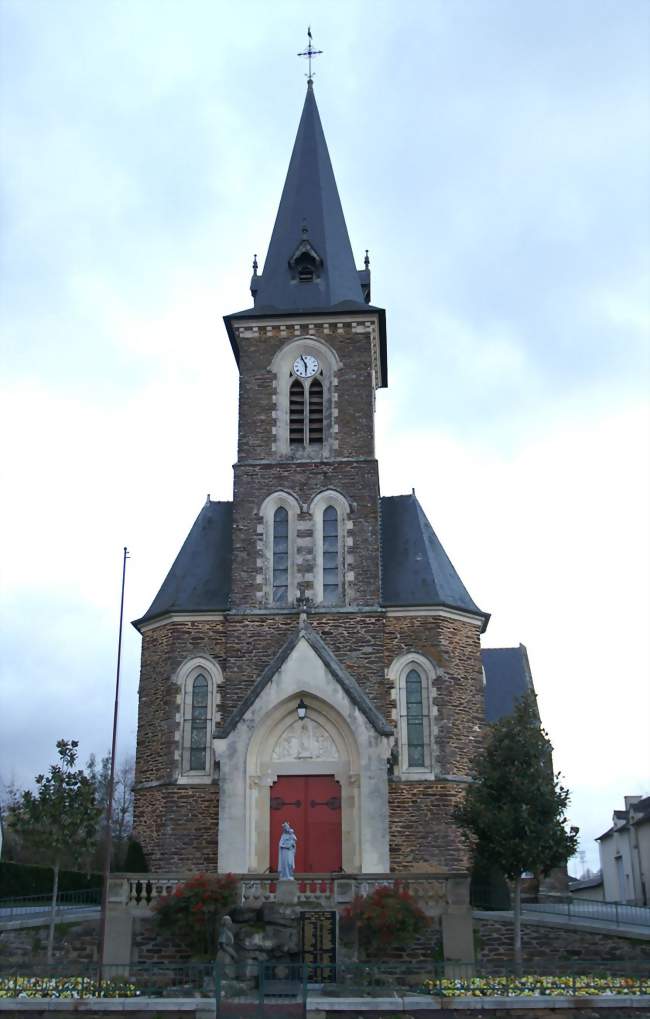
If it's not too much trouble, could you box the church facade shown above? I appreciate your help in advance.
[132,81,488,887]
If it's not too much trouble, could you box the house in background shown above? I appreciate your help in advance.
[597,796,650,905]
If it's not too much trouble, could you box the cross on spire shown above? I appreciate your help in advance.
[297,26,322,82]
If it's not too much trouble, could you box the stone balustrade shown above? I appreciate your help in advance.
[108,870,469,915]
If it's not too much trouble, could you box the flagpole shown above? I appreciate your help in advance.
[97,546,129,982]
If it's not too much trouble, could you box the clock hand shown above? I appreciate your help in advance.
[301,356,308,375]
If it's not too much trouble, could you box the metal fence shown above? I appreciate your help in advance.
[471,885,650,929]
[0,886,102,919]
[525,894,650,928]
[1,958,649,1010]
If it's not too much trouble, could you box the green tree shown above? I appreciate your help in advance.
[454,693,578,969]
[10,740,101,962]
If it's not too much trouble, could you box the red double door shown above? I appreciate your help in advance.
[269,775,342,874]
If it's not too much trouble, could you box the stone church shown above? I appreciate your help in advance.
[130,80,491,933]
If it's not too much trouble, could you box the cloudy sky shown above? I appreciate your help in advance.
[1,0,648,872]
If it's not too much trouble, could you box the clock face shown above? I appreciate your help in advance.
[292,354,319,379]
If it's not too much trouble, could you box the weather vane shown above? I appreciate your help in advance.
[297,26,322,82]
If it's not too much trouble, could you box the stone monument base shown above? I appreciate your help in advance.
[276,879,299,904]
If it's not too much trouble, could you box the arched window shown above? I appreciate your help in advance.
[189,675,209,770]
[271,337,340,456]
[322,505,340,604]
[178,657,221,779]
[388,654,437,777]
[272,506,289,604]
[404,669,426,767]
[310,490,349,606]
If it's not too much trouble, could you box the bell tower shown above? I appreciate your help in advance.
[224,79,388,613]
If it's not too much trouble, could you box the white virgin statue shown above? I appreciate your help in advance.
[278,821,297,880]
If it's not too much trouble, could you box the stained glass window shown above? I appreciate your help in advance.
[189,674,208,771]
[405,669,426,768]
[273,507,289,604]
[322,505,339,604]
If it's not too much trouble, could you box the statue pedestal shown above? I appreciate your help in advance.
[276,879,299,905]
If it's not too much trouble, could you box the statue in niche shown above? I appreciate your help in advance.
[278,821,297,880]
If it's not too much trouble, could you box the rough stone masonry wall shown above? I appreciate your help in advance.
[133,784,219,872]
[476,917,650,964]
[0,920,99,966]
[133,620,226,870]
[235,320,376,462]
[385,615,484,872]
[231,459,381,607]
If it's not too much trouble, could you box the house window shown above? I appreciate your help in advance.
[322,505,340,604]
[273,507,289,604]
[189,675,209,770]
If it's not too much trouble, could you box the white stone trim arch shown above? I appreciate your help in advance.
[174,655,223,783]
[310,489,352,606]
[259,490,301,607]
[270,336,341,457]
[387,651,439,780]
[214,634,391,873]
[246,693,361,873]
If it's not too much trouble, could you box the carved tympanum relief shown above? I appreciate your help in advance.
[272,718,338,761]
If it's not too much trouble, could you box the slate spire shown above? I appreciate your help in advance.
[251,81,368,312]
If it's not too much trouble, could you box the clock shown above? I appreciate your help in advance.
[292,354,319,379]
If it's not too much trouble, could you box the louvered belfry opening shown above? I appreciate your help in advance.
[289,379,305,445]
[289,376,324,446]
[308,378,324,445]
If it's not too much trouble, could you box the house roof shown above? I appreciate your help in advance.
[134,494,486,629]
[480,645,536,723]
[598,796,650,840]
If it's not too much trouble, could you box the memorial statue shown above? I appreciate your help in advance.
[216,915,237,978]
[278,820,297,880]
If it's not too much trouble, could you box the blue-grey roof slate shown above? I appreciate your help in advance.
[135,494,486,628]
[133,501,232,627]
[250,82,367,314]
[481,645,535,723]
[223,82,389,387]
[380,494,486,621]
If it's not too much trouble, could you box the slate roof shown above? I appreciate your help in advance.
[597,796,650,840]
[223,82,388,386]
[133,501,232,628]
[247,82,367,315]
[134,494,486,629]
[380,494,486,623]
[480,645,536,723]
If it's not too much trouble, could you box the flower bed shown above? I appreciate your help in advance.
[423,974,650,997]
[0,976,140,999]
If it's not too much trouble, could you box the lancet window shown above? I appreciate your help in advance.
[272,506,289,604]
[178,657,222,779]
[322,505,340,603]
